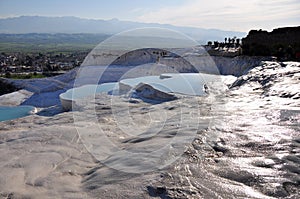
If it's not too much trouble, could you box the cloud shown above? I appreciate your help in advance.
[137,0,300,31]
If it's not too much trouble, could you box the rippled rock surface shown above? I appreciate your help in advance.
[0,61,299,198]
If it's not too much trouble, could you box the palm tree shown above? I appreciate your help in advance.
[232,36,237,44]
[228,38,231,44]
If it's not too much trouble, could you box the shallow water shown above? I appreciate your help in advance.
[60,73,220,104]
[60,82,118,100]
[120,73,215,96]
[0,105,35,122]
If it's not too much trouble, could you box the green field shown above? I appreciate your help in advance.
[0,72,46,79]
[0,33,109,53]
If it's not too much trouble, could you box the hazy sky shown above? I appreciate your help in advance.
[0,0,299,32]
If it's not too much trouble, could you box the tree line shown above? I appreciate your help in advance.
[207,36,241,48]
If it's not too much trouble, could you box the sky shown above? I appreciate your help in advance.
[0,0,299,32]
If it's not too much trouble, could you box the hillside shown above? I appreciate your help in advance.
[0,16,246,44]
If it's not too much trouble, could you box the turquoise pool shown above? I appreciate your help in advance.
[59,83,119,110]
[120,73,208,96]
[60,83,118,101]
[0,106,36,122]
[60,73,216,110]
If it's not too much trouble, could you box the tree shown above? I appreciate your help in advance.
[236,38,240,46]
[213,41,219,47]
[225,37,227,44]
[232,36,237,44]
[5,72,11,78]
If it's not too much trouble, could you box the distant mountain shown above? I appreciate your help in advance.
[0,16,246,44]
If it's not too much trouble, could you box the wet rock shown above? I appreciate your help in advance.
[229,77,246,88]
[229,61,300,102]
[252,159,275,168]
[134,83,177,101]
[211,143,229,154]
[218,170,261,186]
[147,186,169,197]
[283,181,300,195]
[263,185,289,198]
[283,164,300,175]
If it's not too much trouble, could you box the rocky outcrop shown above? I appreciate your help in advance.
[107,48,272,76]
[110,48,198,73]
[134,83,177,101]
[242,27,300,60]
[211,55,272,76]
[75,46,276,78]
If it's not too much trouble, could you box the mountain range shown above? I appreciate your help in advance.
[0,16,246,44]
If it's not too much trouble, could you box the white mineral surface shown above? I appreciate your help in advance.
[0,61,299,198]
